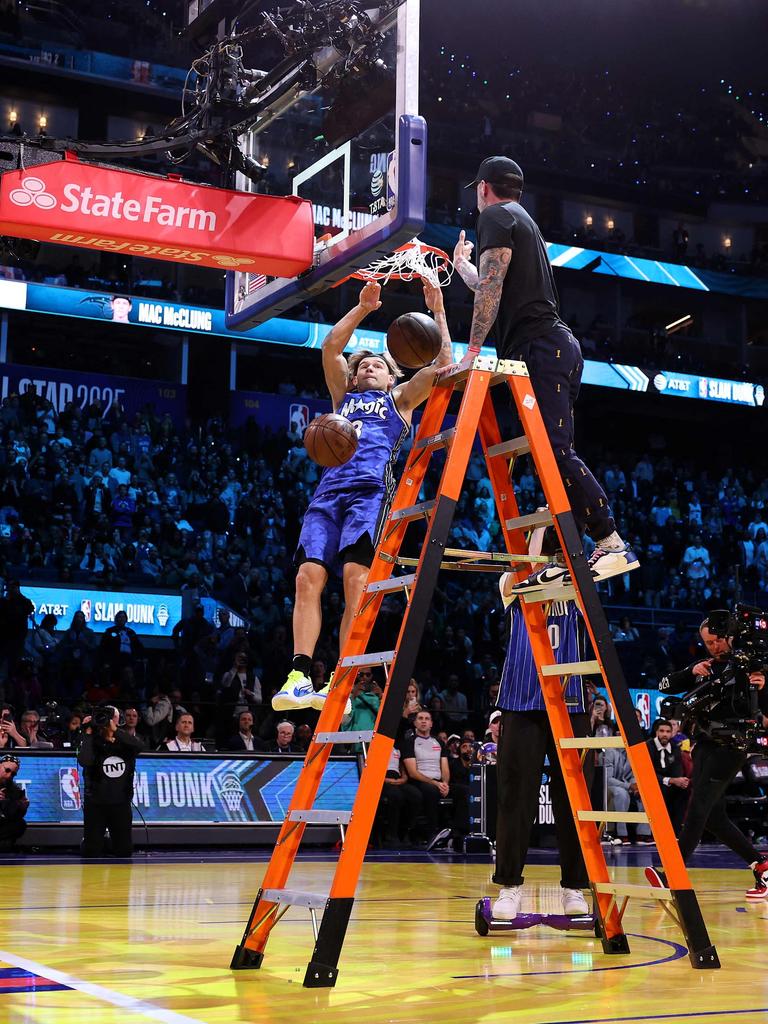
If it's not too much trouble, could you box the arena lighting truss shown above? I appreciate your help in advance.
[0,1,410,185]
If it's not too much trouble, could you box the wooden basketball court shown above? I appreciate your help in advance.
[0,854,765,1024]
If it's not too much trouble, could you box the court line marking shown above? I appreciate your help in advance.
[0,949,206,1024]
[453,932,687,978]
[539,1010,768,1024]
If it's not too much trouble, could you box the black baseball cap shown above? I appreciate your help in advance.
[465,156,524,190]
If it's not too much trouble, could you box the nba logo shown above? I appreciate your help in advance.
[289,403,309,435]
[80,599,92,622]
[636,692,650,729]
[59,767,81,810]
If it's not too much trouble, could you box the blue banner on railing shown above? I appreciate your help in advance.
[15,752,359,824]
[21,583,182,638]
[0,359,187,422]
[0,280,762,408]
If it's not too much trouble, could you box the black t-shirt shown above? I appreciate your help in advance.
[476,201,566,357]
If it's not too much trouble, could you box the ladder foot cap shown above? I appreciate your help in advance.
[230,945,264,970]
[303,961,339,988]
[601,933,631,955]
[690,945,720,970]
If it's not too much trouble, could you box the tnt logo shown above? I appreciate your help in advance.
[80,599,92,622]
[103,755,126,779]
[59,767,81,810]
[9,176,57,210]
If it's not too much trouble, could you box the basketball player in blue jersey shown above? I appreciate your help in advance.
[491,564,592,921]
[273,279,454,712]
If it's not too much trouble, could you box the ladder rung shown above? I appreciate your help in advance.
[521,585,578,604]
[487,435,530,458]
[389,500,435,522]
[541,660,601,676]
[339,651,395,668]
[505,510,553,531]
[365,574,416,594]
[577,811,650,824]
[594,882,672,901]
[560,736,626,749]
[315,731,374,744]
[262,888,328,910]
[414,427,456,451]
[288,810,352,825]
[435,353,498,387]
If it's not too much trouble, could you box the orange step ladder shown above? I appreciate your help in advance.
[231,354,719,986]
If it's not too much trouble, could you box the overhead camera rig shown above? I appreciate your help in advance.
[1,1,407,187]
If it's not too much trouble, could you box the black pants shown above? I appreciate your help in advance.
[661,784,688,836]
[0,818,26,846]
[82,801,134,858]
[493,710,590,889]
[678,739,760,865]
[380,779,422,838]
[521,328,615,542]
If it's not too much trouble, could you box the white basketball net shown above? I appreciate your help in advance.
[354,240,454,288]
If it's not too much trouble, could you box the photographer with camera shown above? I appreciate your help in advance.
[77,706,145,858]
[0,705,27,750]
[653,609,768,899]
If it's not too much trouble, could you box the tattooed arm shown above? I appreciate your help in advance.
[468,246,512,350]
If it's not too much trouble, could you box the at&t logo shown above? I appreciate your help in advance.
[9,176,57,210]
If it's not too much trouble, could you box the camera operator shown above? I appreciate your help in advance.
[77,706,145,858]
[0,753,29,850]
[655,611,768,898]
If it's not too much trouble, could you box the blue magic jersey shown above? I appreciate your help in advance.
[499,600,587,713]
[314,389,408,498]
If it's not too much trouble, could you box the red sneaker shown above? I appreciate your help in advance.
[745,859,768,899]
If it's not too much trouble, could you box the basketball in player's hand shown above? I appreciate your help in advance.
[386,312,442,369]
[304,414,359,467]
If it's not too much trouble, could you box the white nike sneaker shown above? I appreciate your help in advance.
[492,885,524,920]
[584,544,639,583]
[561,888,590,916]
[272,670,315,711]
[312,674,352,715]
[510,561,569,594]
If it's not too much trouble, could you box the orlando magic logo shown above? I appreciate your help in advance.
[339,394,388,420]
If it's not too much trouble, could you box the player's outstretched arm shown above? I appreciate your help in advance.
[394,280,454,414]
[469,246,512,351]
[321,282,382,408]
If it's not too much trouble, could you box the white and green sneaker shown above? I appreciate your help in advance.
[312,673,352,715]
[272,670,316,712]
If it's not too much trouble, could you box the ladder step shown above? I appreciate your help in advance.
[339,651,395,668]
[577,811,650,824]
[560,736,626,749]
[594,882,672,901]
[414,427,456,451]
[435,353,498,387]
[288,810,352,825]
[365,574,416,594]
[504,510,553,531]
[541,660,601,676]
[262,888,328,910]
[389,499,435,522]
[487,435,530,458]
[315,730,374,744]
[521,585,578,604]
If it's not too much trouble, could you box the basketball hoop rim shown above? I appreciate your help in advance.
[335,241,453,287]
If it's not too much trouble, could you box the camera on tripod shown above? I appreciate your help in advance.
[660,605,768,750]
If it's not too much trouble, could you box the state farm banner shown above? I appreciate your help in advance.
[0,361,186,423]
[0,157,314,274]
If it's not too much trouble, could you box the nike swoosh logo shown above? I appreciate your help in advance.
[516,566,566,589]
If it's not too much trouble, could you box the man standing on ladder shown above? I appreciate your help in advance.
[273,279,454,713]
[491,547,592,920]
[453,156,638,591]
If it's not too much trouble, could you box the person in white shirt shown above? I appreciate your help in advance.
[164,713,203,753]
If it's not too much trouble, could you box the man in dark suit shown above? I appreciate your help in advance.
[268,720,300,754]
[226,711,267,752]
[646,718,689,834]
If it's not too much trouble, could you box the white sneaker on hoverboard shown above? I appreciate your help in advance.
[492,885,524,920]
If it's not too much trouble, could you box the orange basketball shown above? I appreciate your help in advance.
[303,414,359,467]
[386,311,443,369]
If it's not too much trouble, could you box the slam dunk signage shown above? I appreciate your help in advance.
[21,583,182,638]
